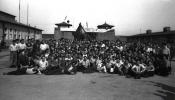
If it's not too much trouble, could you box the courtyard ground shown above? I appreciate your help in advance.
[0,50,175,100]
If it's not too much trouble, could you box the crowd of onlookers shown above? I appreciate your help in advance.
[4,38,172,79]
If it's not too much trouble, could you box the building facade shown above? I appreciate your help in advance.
[0,11,42,45]
[42,34,54,39]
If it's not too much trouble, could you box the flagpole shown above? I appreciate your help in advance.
[27,1,29,40]
[19,0,21,23]
[27,2,29,25]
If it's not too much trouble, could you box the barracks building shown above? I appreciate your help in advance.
[0,11,42,45]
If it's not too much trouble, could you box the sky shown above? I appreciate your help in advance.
[0,0,175,35]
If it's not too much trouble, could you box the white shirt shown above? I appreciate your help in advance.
[9,44,17,51]
[132,64,146,73]
[39,60,48,68]
[147,47,153,52]
[101,44,105,47]
[109,60,116,66]
[26,68,37,74]
[119,46,123,51]
[82,59,90,67]
[45,53,50,58]
[19,43,26,50]
[40,44,49,51]
[96,59,102,68]
[163,46,170,55]
[15,43,21,50]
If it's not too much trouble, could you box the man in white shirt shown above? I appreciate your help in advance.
[9,40,17,67]
[163,44,170,60]
[108,57,117,73]
[131,61,146,79]
[116,59,124,75]
[96,57,103,72]
[82,56,90,69]
[40,41,49,54]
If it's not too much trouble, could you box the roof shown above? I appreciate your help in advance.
[84,28,97,32]
[0,11,16,17]
[55,22,72,27]
[75,23,86,34]
[97,22,114,29]
[0,19,43,31]
[130,31,175,37]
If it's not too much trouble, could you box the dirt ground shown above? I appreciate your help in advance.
[0,50,175,100]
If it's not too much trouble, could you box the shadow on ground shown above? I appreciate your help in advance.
[0,54,9,59]
[149,81,175,100]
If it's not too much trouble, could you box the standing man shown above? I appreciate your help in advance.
[40,40,49,55]
[16,39,26,70]
[9,40,17,67]
[19,39,27,53]
[162,43,171,74]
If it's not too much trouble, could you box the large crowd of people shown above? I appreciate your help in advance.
[5,38,172,79]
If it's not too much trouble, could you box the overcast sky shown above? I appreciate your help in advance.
[0,0,175,35]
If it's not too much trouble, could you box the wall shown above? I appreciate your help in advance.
[54,27,62,40]
[54,27,74,40]
[96,31,115,40]
[62,31,74,40]
[0,21,3,40]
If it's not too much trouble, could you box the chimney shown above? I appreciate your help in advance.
[146,29,152,34]
[163,27,171,32]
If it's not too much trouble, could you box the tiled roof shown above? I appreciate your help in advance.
[55,22,72,27]
[0,19,43,31]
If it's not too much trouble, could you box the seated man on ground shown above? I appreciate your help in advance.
[143,61,155,77]
[131,60,146,79]
[123,60,132,77]
[38,56,49,74]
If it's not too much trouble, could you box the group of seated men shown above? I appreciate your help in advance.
[5,38,172,79]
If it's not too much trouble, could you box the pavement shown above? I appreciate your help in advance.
[0,50,175,100]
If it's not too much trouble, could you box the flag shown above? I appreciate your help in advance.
[86,22,88,28]
[64,16,67,21]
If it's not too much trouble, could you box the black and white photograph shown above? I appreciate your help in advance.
[0,0,175,100]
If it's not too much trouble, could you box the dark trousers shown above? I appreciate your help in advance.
[142,71,154,77]
[5,68,27,75]
[10,51,17,67]
[43,67,63,75]
[133,73,142,79]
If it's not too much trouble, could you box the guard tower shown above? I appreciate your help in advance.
[97,22,114,30]
[54,21,73,39]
